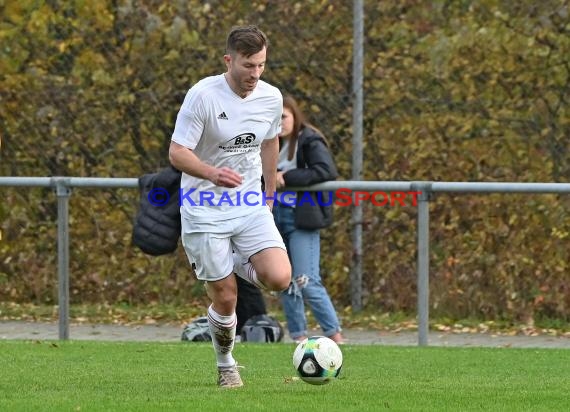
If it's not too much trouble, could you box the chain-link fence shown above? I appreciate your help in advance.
[1,0,569,322]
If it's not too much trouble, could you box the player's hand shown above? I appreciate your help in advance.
[211,167,243,188]
[276,171,286,189]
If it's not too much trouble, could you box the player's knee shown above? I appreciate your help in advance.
[208,284,237,312]
[251,249,291,291]
[266,266,291,292]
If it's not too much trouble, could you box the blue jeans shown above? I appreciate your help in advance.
[273,203,341,340]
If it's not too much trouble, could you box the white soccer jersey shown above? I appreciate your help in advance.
[171,74,282,224]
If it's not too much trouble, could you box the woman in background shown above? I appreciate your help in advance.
[273,94,344,344]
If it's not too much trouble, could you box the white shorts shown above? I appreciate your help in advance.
[181,207,286,281]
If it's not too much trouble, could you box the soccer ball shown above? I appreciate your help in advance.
[292,336,343,385]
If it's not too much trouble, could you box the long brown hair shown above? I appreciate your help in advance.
[282,94,327,161]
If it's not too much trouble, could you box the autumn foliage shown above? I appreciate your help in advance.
[1,1,569,323]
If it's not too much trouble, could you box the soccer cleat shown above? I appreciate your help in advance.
[217,364,244,388]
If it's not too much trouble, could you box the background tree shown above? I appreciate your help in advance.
[1,0,568,323]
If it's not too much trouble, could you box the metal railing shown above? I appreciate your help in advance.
[2,176,570,345]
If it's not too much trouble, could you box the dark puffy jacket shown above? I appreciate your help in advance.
[282,126,338,230]
[283,126,338,186]
[132,166,181,255]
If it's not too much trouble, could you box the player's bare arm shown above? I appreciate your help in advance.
[260,136,279,209]
[169,141,243,187]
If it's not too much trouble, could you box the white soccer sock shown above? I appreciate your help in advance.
[232,253,266,289]
[207,305,237,368]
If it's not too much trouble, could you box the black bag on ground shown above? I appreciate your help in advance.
[240,314,284,343]
[181,316,211,342]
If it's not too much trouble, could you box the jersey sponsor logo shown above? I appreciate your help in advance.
[226,133,256,145]
[218,133,258,152]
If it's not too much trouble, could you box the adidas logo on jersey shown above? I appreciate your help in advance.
[217,112,228,120]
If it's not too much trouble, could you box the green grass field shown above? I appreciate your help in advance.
[0,340,568,412]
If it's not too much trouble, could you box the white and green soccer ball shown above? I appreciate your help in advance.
[292,336,343,385]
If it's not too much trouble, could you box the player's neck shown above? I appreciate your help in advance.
[223,73,251,99]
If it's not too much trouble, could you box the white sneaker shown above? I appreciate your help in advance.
[217,364,244,388]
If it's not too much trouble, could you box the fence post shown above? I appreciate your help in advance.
[413,182,432,346]
[350,0,364,312]
[54,177,71,340]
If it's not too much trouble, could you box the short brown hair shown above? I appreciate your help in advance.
[226,25,268,57]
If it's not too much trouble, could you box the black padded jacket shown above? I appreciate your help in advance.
[281,126,338,230]
[282,126,338,186]
[132,165,181,255]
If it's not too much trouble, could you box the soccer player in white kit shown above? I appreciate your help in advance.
[169,25,291,388]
